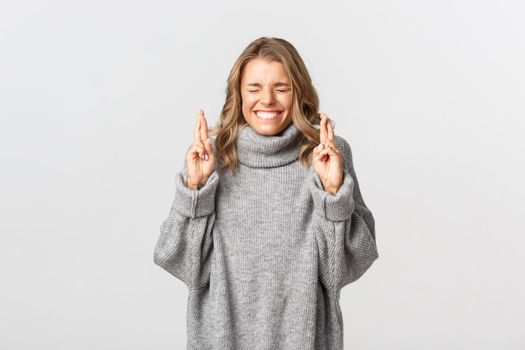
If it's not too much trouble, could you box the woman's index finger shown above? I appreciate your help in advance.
[320,113,327,144]
[327,118,334,141]
[200,112,209,143]
[194,111,201,142]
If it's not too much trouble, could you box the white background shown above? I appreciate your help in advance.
[1,0,524,349]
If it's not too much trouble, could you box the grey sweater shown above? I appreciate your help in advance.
[153,121,379,350]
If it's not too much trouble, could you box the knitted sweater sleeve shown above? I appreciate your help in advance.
[308,136,379,292]
[153,161,219,290]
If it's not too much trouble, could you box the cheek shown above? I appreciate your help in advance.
[242,95,256,109]
[279,95,293,110]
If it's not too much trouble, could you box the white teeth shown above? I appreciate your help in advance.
[255,111,281,119]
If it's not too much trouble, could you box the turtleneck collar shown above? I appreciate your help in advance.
[236,121,304,168]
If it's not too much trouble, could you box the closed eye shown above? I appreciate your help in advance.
[247,89,289,93]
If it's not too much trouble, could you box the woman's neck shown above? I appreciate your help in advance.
[236,121,303,168]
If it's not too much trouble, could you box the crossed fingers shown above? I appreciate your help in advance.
[193,109,209,160]
[317,112,340,160]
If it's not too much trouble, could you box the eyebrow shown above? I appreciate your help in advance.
[246,82,290,87]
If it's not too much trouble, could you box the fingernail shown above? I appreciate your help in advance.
[205,154,209,160]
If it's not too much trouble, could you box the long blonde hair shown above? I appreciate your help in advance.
[209,36,325,175]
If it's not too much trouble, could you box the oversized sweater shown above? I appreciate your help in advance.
[153,121,379,350]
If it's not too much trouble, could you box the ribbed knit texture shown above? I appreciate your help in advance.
[153,121,379,350]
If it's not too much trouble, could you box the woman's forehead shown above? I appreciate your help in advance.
[241,59,290,83]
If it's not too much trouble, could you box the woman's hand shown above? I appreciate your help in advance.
[185,109,216,190]
[312,112,344,195]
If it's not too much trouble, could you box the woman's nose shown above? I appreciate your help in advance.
[260,88,275,105]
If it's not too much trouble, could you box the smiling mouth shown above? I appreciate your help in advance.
[254,110,283,120]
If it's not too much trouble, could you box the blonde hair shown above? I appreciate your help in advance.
[208,36,326,175]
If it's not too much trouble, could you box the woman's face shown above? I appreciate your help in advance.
[240,58,293,136]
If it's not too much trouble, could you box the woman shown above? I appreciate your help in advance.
[153,36,379,350]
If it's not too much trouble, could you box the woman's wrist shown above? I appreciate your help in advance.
[320,179,341,195]
[187,182,199,190]
[187,178,207,190]
[324,186,340,195]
